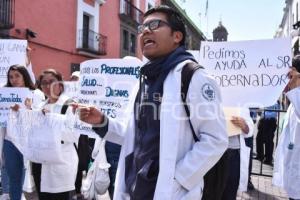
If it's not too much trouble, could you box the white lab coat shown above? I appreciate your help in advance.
[237,108,254,192]
[103,60,228,200]
[34,94,79,193]
[238,136,251,192]
[273,87,300,199]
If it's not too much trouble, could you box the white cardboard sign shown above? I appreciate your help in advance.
[190,38,292,107]
[7,110,68,164]
[74,58,142,137]
[63,81,80,100]
[0,87,32,127]
[0,40,27,86]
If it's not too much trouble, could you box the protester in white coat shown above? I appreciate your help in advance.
[31,69,78,200]
[76,6,228,200]
[1,64,44,200]
[273,62,300,200]
[221,108,253,200]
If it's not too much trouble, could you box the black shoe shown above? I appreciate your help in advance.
[247,181,255,191]
[263,160,273,166]
[254,156,264,161]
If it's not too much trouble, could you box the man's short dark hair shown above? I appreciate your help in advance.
[144,5,186,46]
[292,54,300,72]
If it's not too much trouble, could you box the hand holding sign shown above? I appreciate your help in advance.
[10,97,32,112]
[72,103,105,126]
[287,67,300,90]
[231,116,249,134]
[25,46,32,67]
[11,104,20,112]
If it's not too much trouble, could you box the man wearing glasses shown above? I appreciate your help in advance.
[76,5,228,200]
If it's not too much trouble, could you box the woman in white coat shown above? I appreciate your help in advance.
[1,64,44,200]
[273,65,300,200]
[31,69,78,200]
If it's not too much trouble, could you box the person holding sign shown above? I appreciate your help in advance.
[220,108,253,200]
[1,64,39,200]
[273,55,300,200]
[30,69,79,200]
[75,5,228,200]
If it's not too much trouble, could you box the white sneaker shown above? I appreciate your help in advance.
[0,193,10,200]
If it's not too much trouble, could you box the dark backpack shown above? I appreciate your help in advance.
[181,62,229,200]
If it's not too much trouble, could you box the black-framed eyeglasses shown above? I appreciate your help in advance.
[138,19,170,34]
[40,79,58,87]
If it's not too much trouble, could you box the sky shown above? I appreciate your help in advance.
[174,0,286,41]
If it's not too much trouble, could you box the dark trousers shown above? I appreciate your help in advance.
[256,118,277,162]
[221,149,240,200]
[74,171,83,194]
[202,150,230,200]
[106,141,121,198]
[75,136,93,194]
[32,163,70,200]
[244,136,253,182]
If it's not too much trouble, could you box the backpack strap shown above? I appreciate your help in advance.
[181,62,204,142]
[60,99,74,115]
[61,104,69,115]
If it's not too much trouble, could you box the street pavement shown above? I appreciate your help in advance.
[237,175,288,200]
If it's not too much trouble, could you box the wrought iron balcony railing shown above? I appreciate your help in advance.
[77,29,107,55]
[120,0,143,25]
[0,0,15,29]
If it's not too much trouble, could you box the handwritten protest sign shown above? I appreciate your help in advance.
[74,58,142,137]
[7,110,68,164]
[0,40,27,86]
[0,87,32,127]
[190,38,291,107]
[63,81,80,100]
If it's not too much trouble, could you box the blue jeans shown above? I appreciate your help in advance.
[3,139,25,200]
[1,164,10,193]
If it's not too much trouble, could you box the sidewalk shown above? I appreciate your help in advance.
[237,175,289,200]
[237,175,288,200]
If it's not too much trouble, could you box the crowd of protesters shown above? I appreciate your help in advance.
[0,5,299,200]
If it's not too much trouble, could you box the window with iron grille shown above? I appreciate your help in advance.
[130,33,136,53]
[0,0,15,29]
[123,30,129,50]
[82,14,90,49]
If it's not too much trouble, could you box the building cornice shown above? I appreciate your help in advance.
[96,0,106,5]
[168,0,207,40]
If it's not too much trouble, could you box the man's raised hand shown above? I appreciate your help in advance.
[71,103,104,126]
